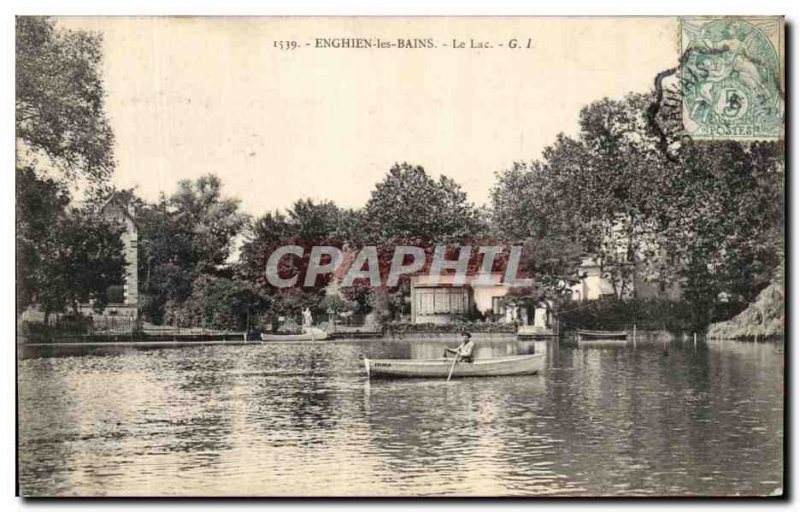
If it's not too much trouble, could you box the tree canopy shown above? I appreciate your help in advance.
[16,18,124,322]
[491,93,784,326]
[137,174,247,323]
[238,199,358,285]
[362,163,487,244]
[16,17,114,183]
[16,168,125,318]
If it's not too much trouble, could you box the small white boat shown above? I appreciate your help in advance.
[260,327,328,342]
[577,329,629,345]
[364,354,544,379]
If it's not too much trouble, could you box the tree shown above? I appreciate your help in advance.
[16,167,69,315]
[16,168,125,319]
[491,92,784,329]
[135,174,247,324]
[318,295,358,315]
[136,196,193,323]
[494,95,682,299]
[238,199,360,285]
[286,199,362,242]
[55,209,126,313]
[16,18,124,323]
[269,288,327,320]
[169,174,248,274]
[491,161,552,240]
[551,95,666,298]
[16,17,114,183]
[362,163,487,244]
[238,210,293,284]
[172,274,269,331]
[653,140,784,325]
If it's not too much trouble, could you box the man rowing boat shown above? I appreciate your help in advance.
[444,332,475,363]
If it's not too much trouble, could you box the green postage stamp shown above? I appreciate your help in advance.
[679,17,784,140]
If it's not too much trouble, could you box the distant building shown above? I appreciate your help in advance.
[569,256,682,301]
[578,216,685,301]
[569,257,617,301]
[408,273,552,329]
[409,273,507,324]
[80,193,139,328]
[103,194,139,309]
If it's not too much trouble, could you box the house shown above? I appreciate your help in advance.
[569,256,682,301]
[569,257,617,301]
[79,193,139,329]
[409,273,501,324]
[409,273,552,328]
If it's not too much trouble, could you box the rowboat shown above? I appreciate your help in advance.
[364,354,544,379]
[328,325,383,339]
[260,327,328,342]
[517,325,557,340]
[576,329,629,345]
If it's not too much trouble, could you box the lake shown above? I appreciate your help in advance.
[17,338,784,497]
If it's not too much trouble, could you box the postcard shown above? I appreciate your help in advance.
[16,16,785,497]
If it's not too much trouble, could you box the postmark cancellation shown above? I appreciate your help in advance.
[679,17,784,140]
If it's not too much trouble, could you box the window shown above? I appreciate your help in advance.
[434,289,450,313]
[492,296,506,315]
[415,288,468,316]
[106,285,124,304]
[416,289,434,315]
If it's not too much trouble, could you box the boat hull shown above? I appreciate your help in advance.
[260,328,328,342]
[578,338,629,346]
[577,329,629,345]
[364,354,544,379]
[577,329,629,337]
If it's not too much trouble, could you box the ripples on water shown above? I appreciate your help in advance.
[17,338,783,496]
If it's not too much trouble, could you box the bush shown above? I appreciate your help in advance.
[318,295,358,314]
[558,298,750,333]
[21,316,92,342]
[385,321,516,335]
[708,282,784,340]
[167,275,268,331]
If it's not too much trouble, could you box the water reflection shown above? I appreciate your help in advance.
[18,338,783,496]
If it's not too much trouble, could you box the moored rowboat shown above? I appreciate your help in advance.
[577,329,629,338]
[260,327,328,342]
[364,354,544,379]
[576,329,629,345]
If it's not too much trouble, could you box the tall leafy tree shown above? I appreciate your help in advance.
[16,17,114,183]
[16,18,125,323]
[239,199,360,285]
[136,196,193,323]
[136,174,247,324]
[173,274,269,331]
[16,168,124,320]
[16,167,69,316]
[169,174,248,274]
[362,163,487,244]
[491,161,584,306]
[491,93,784,329]
[495,94,682,299]
[655,141,784,322]
[552,95,666,298]
[286,199,362,242]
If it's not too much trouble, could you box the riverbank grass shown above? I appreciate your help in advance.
[707,282,784,341]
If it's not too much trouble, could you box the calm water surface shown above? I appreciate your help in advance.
[18,338,783,496]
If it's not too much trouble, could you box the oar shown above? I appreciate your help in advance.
[446,353,459,382]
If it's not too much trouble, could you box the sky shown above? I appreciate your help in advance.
[56,17,678,216]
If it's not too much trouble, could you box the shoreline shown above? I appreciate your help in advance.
[21,340,257,348]
[18,328,784,350]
